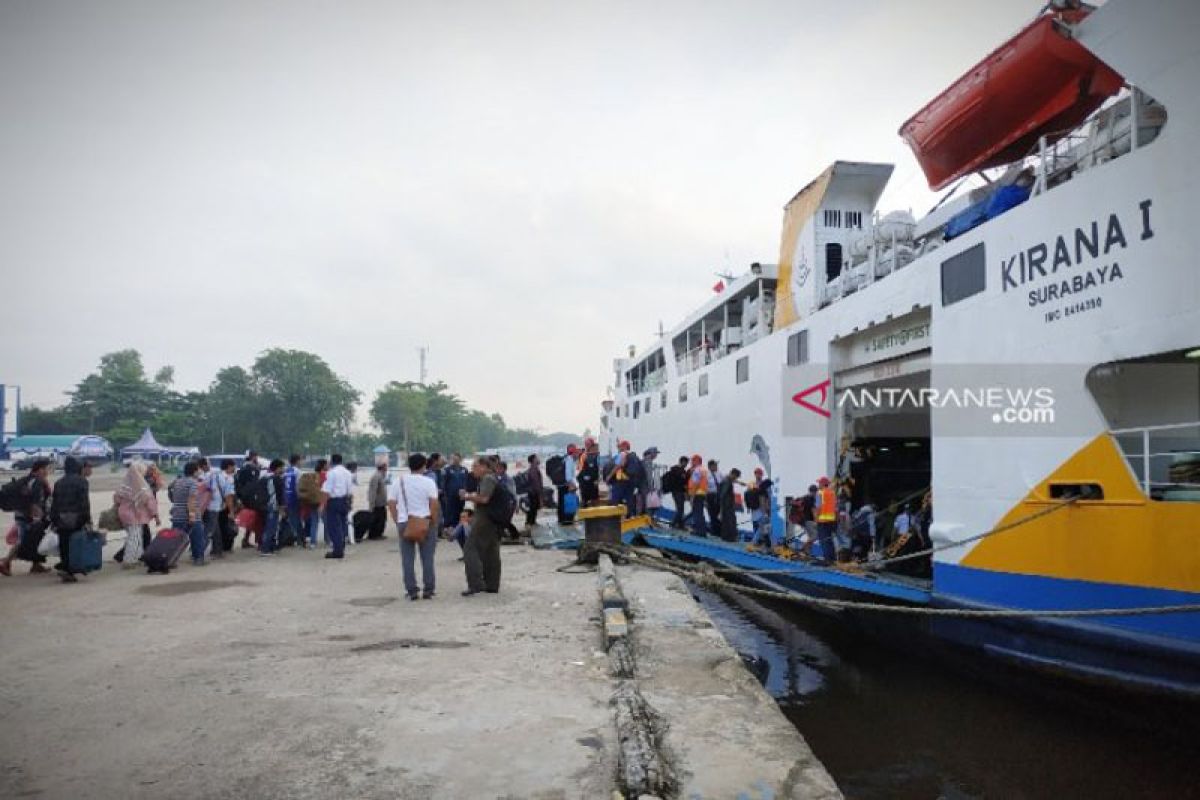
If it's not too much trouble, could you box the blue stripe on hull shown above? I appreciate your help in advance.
[934,563,1200,642]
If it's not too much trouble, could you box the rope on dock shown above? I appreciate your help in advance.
[596,543,1200,619]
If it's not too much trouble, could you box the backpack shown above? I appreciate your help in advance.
[0,476,31,512]
[298,471,321,505]
[545,455,566,486]
[623,453,644,484]
[744,486,761,511]
[234,464,258,505]
[486,481,517,526]
[242,476,270,512]
[193,474,214,513]
[514,470,532,495]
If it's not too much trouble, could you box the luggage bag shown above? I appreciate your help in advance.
[144,528,189,573]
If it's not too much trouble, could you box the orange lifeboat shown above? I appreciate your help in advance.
[899,5,1124,191]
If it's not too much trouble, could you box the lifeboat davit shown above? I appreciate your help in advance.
[899,4,1124,191]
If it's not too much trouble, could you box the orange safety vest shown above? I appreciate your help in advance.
[816,487,837,522]
[687,468,708,496]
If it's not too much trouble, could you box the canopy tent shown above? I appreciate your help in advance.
[120,428,200,463]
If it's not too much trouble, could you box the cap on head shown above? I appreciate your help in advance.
[754,467,764,476]
[567,444,579,455]
[618,440,631,451]
[818,476,830,487]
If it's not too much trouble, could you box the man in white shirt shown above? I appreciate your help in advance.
[320,453,354,559]
[388,453,441,600]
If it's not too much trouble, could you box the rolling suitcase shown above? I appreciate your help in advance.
[68,530,103,574]
[144,528,188,573]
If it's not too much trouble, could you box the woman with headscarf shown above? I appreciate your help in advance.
[114,462,157,568]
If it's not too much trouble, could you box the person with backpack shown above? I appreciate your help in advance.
[283,454,304,545]
[459,456,509,595]
[206,459,237,557]
[0,458,52,577]
[257,459,286,556]
[298,458,326,548]
[706,459,724,536]
[663,457,689,530]
[50,456,92,583]
[621,444,646,518]
[548,446,577,525]
[169,461,206,566]
[745,467,774,547]
[234,453,262,549]
[366,462,390,540]
[388,452,441,600]
[577,438,600,507]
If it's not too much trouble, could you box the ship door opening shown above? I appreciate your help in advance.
[835,363,931,518]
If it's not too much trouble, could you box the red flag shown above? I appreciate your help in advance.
[712,280,725,293]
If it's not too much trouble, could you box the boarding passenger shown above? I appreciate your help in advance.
[747,467,773,547]
[298,458,326,548]
[706,460,723,536]
[284,455,304,544]
[0,459,52,577]
[640,447,660,515]
[663,457,689,529]
[461,456,502,595]
[257,459,286,556]
[427,452,445,534]
[169,461,206,566]
[620,443,644,518]
[718,468,742,542]
[815,477,838,564]
[112,462,157,568]
[687,455,709,537]
[578,438,600,507]
[849,501,877,561]
[524,454,544,531]
[234,453,262,549]
[367,462,390,540]
[496,461,521,540]
[320,453,353,559]
[50,457,92,583]
[209,459,236,557]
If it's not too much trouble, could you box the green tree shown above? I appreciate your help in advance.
[66,349,171,439]
[370,381,430,453]
[16,405,76,435]
[249,349,360,456]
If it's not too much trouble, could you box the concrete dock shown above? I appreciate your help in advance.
[0,486,838,798]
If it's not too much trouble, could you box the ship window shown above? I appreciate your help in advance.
[846,211,862,229]
[787,330,809,366]
[644,398,651,414]
[661,390,667,408]
[699,374,710,397]
[736,356,749,384]
[823,209,841,228]
[826,243,843,279]
[941,243,986,306]
[633,402,640,419]
[679,382,688,402]
[1049,483,1104,500]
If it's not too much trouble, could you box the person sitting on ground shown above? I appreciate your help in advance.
[451,509,473,559]
[50,456,92,583]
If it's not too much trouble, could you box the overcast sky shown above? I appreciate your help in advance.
[0,0,1035,436]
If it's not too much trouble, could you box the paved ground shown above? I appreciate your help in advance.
[0,530,621,799]
[0,476,838,799]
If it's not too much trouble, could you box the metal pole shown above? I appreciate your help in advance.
[1142,428,1151,494]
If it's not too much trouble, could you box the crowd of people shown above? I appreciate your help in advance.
[0,450,526,595]
[0,442,934,587]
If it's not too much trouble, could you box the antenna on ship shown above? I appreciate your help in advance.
[655,321,666,339]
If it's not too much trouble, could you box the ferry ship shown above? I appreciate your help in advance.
[602,0,1200,696]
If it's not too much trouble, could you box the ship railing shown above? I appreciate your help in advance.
[1109,421,1200,498]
